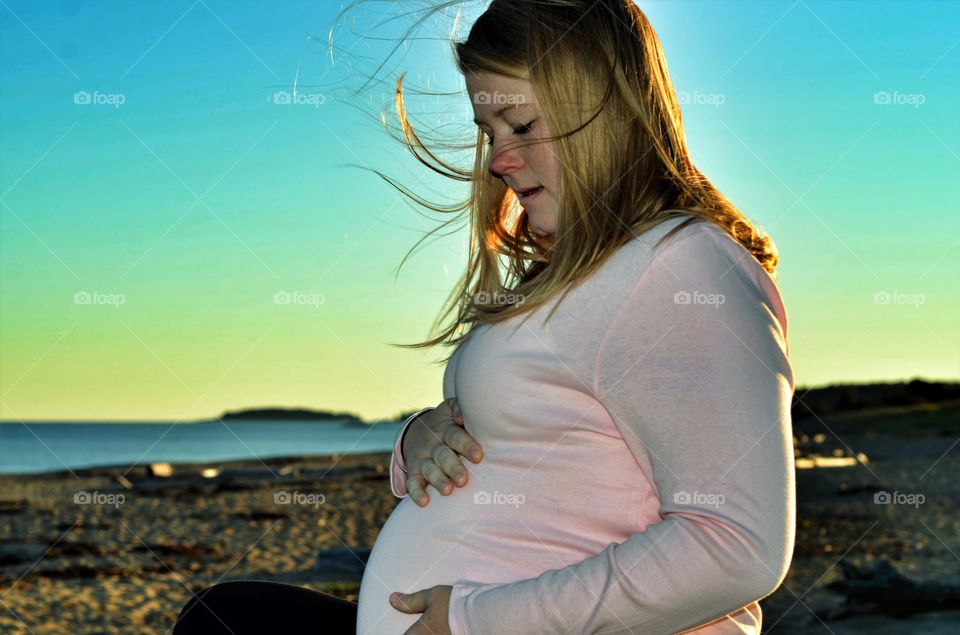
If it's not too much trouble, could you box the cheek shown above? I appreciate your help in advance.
[528,146,557,188]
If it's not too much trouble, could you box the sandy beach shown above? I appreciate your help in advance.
[0,452,393,634]
[1,413,959,634]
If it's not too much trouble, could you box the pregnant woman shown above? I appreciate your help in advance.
[174,1,795,633]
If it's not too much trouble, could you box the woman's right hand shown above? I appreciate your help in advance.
[401,398,483,507]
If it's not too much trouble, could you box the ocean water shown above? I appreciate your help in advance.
[0,419,404,475]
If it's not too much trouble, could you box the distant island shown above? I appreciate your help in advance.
[212,407,428,426]
[216,408,366,424]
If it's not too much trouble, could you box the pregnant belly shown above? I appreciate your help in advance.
[356,461,643,635]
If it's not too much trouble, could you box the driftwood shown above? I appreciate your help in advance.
[819,558,960,620]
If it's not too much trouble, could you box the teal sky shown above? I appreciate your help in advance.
[1,0,957,423]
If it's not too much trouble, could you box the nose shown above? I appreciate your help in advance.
[488,143,524,181]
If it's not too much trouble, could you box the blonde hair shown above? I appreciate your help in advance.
[343,0,779,359]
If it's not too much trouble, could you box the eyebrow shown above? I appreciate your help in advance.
[473,103,532,126]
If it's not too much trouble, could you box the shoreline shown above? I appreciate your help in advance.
[0,450,395,480]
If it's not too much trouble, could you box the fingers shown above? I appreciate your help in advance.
[443,397,458,416]
[404,399,479,507]
[443,397,464,425]
[390,588,428,613]
[406,473,429,507]
[443,425,483,464]
[432,444,468,488]
[441,399,479,460]
[419,459,455,495]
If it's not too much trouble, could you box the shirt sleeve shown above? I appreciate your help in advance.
[446,228,796,635]
[390,407,437,498]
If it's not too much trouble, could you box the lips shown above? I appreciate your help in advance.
[517,186,543,198]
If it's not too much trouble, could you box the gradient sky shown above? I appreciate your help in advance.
[1,0,957,423]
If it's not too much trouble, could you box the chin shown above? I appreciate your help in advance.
[531,229,555,246]
[530,221,555,237]
[528,217,555,238]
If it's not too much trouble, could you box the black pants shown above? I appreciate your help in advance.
[173,580,358,634]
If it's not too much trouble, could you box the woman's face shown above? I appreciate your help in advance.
[465,71,559,238]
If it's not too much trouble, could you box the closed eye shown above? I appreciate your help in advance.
[485,120,536,146]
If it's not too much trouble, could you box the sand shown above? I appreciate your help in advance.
[0,453,393,634]
[1,433,958,634]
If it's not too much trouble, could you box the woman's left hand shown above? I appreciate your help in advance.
[390,585,453,635]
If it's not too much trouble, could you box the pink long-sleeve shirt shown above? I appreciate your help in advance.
[357,212,796,634]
